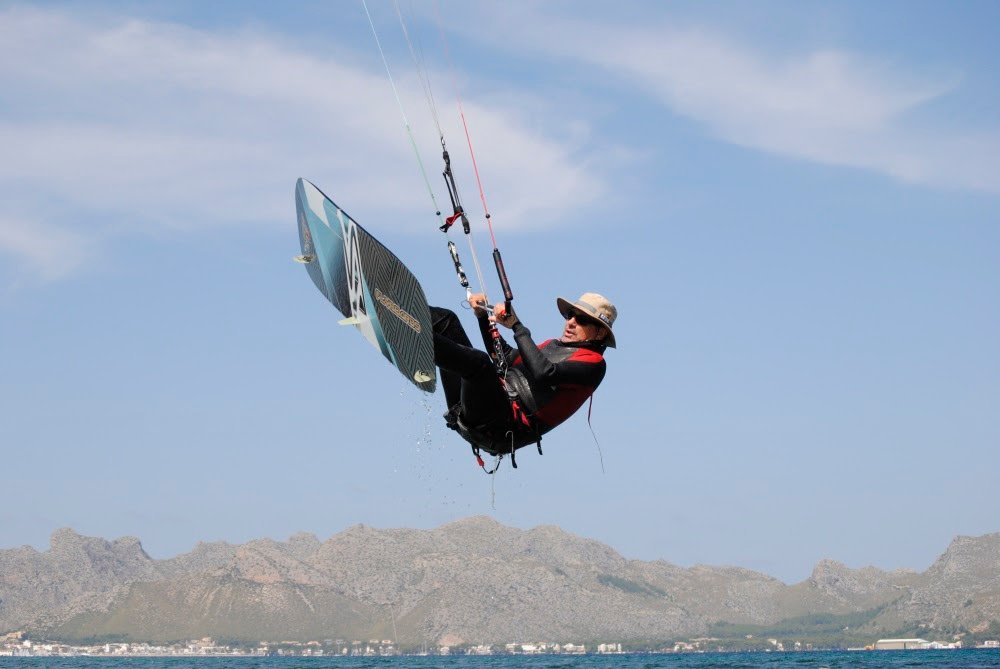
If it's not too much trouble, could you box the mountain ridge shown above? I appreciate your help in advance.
[1,518,997,645]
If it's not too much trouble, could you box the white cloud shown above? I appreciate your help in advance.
[0,6,607,281]
[579,27,996,191]
[449,5,1000,194]
[0,217,94,281]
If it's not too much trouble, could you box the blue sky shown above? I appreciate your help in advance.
[1,0,997,584]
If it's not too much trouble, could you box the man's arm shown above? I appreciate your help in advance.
[502,321,603,389]
[471,294,518,365]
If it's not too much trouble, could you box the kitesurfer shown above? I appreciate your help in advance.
[431,293,616,456]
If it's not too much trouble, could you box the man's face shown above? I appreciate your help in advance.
[560,309,607,344]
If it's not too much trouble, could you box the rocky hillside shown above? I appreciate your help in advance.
[1,519,997,645]
[0,528,162,632]
[873,533,1000,633]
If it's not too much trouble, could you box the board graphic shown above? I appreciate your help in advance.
[295,178,436,393]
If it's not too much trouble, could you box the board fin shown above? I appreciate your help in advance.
[413,370,433,383]
[293,254,315,264]
[338,316,361,326]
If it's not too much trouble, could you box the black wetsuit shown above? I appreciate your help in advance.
[431,306,606,449]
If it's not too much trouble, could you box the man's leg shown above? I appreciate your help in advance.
[430,306,509,427]
[430,306,475,410]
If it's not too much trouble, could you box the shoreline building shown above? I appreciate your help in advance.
[875,639,929,650]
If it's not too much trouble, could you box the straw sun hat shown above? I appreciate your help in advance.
[556,293,617,348]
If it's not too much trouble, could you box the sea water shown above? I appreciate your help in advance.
[3,651,1000,669]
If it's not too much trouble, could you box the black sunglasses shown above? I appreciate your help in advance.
[565,309,600,327]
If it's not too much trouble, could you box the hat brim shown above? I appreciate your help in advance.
[557,297,616,348]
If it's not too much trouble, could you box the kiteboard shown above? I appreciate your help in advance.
[294,178,436,393]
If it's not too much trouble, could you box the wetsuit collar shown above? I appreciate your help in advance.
[558,338,607,353]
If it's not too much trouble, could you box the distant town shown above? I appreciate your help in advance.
[2,632,997,657]
[0,633,612,657]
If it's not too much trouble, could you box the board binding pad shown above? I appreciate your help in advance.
[295,178,436,393]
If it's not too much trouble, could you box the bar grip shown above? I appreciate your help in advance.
[493,248,514,307]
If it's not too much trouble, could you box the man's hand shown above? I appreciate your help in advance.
[492,303,519,329]
[470,292,490,318]
[470,293,518,328]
